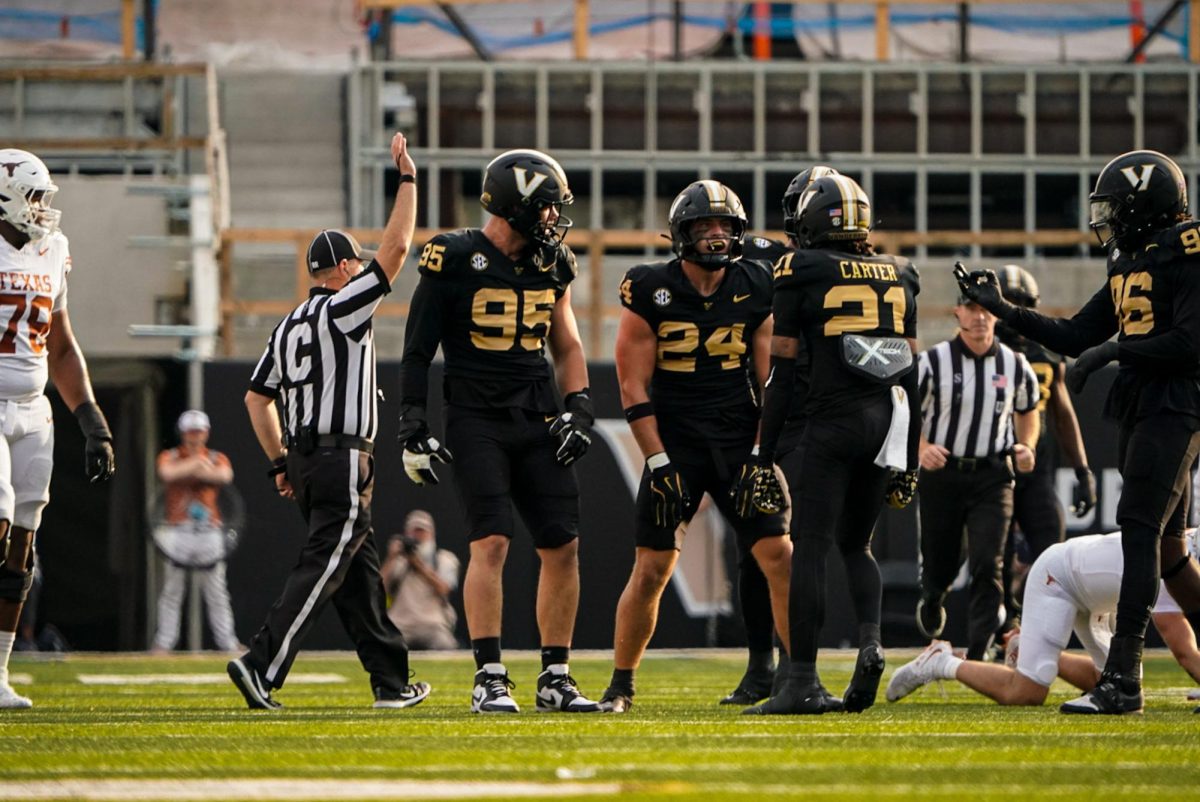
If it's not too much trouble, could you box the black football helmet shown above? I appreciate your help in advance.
[1089,149,1188,250]
[791,175,871,249]
[998,264,1039,308]
[782,165,839,241]
[668,180,747,269]
[481,149,574,252]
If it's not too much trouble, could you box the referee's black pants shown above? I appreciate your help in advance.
[245,447,410,693]
[1110,412,1200,663]
[918,462,1013,660]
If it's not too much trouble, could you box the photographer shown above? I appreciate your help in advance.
[382,510,460,650]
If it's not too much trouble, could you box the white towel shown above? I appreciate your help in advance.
[873,385,909,471]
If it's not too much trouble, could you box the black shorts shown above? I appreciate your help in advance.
[444,406,580,548]
[634,442,790,552]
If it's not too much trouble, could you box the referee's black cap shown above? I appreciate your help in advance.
[306,230,373,272]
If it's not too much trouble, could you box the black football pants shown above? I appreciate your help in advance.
[918,463,1013,660]
[1111,412,1200,656]
[245,447,411,693]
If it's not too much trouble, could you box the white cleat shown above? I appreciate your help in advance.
[886,640,954,703]
[535,664,602,713]
[471,663,520,714]
[0,681,32,709]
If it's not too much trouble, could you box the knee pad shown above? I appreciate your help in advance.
[0,565,33,603]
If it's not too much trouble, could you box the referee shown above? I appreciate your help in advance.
[915,288,1040,660]
[229,132,428,710]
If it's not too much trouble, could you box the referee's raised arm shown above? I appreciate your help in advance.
[375,131,419,283]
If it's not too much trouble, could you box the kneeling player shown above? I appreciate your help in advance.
[886,530,1200,711]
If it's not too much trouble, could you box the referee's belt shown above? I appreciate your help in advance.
[287,431,375,454]
[943,453,1010,473]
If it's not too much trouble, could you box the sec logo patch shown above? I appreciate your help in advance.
[470,252,489,271]
[653,287,672,307]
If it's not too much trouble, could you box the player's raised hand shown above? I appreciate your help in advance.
[392,131,416,175]
[952,262,1016,320]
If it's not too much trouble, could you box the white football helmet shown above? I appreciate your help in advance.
[0,149,61,241]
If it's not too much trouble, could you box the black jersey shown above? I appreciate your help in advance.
[399,229,577,413]
[772,247,920,417]
[1010,219,1200,424]
[619,257,773,447]
[745,234,811,422]
[1001,333,1064,475]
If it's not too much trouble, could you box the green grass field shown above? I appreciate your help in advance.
[2,649,1198,801]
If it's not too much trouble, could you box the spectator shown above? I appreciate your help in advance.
[382,510,460,650]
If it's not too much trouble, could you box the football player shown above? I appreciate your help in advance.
[719,166,839,706]
[886,529,1200,707]
[993,266,1097,641]
[956,149,1200,714]
[397,149,600,713]
[743,175,921,715]
[599,180,791,714]
[0,149,115,708]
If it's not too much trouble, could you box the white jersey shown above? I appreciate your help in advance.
[1046,532,1179,616]
[0,231,70,401]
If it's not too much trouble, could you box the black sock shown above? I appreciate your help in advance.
[541,645,569,670]
[609,667,635,695]
[858,623,881,650]
[1105,634,1144,680]
[739,554,775,653]
[472,637,501,670]
[747,648,775,674]
[787,660,817,687]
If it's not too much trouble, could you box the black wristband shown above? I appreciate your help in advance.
[398,173,416,185]
[624,402,654,423]
[73,401,113,440]
[267,455,288,477]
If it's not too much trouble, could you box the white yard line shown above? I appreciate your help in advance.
[0,779,621,801]
[76,673,346,685]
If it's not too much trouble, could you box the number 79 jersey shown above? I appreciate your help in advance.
[0,231,69,402]
[772,247,919,417]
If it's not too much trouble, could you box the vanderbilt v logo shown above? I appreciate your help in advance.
[513,167,548,198]
[1120,164,1155,191]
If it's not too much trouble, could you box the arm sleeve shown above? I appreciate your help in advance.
[1116,265,1200,372]
[771,284,803,338]
[1006,284,1118,358]
[1014,353,1040,413]
[328,259,391,336]
[248,327,282,398]
[757,351,796,462]
[398,274,448,407]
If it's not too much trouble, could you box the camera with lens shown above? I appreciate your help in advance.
[394,534,420,555]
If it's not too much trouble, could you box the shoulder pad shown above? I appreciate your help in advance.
[619,261,673,310]
[551,243,579,283]
[416,229,475,278]
[743,234,789,263]
[1154,220,1200,264]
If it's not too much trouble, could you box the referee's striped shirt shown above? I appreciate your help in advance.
[249,260,391,441]
[918,335,1040,458]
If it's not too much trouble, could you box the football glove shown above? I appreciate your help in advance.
[884,468,919,509]
[952,262,1017,321]
[549,389,594,467]
[73,401,115,483]
[1071,466,1097,517]
[731,453,786,518]
[398,404,453,486]
[1065,341,1118,395]
[647,452,690,531]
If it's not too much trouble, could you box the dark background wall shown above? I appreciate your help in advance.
[36,359,1126,651]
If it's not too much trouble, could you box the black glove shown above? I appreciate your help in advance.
[398,404,453,486]
[884,468,919,509]
[647,453,690,530]
[549,389,594,467]
[1071,466,1098,517]
[73,401,115,483]
[952,262,1017,321]
[1065,341,1118,395]
[731,453,787,518]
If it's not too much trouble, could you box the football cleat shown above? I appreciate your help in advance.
[1060,671,1143,715]
[599,687,633,714]
[719,667,775,706]
[0,681,32,709]
[886,640,953,702]
[842,644,886,713]
[471,663,520,714]
[916,597,946,639]
[227,657,282,710]
[742,681,828,715]
[535,664,602,713]
[372,681,431,709]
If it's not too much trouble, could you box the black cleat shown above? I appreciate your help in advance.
[599,687,633,714]
[742,681,828,715]
[817,683,844,713]
[1060,671,1143,715]
[227,657,282,710]
[842,644,886,713]
[719,668,775,706]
